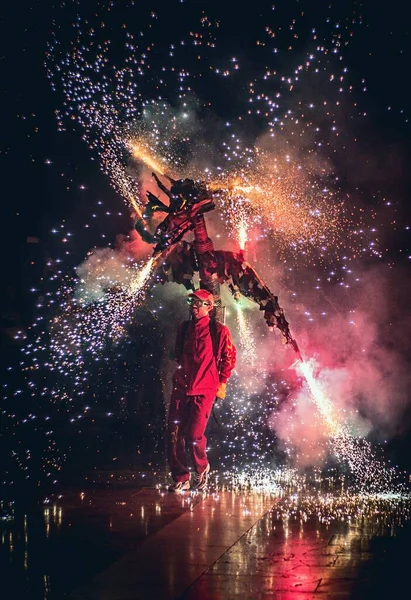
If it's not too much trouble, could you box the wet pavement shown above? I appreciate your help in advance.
[2,468,411,599]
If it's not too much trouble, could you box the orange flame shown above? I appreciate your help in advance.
[128,141,167,176]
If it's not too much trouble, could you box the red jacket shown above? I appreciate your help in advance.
[173,315,236,395]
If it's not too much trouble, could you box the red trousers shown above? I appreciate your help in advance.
[167,386,216,482]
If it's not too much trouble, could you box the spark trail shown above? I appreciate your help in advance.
[235,301,257,367]
[296,359,400,494]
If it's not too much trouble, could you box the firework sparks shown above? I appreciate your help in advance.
[128,255,156,295]
[235,300,257,367]
[4,1,408,498]
[297,359,343,438]
[295,358,402,494]
[45,1,380,265]
[128,140,168,177]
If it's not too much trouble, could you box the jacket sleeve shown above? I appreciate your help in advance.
[218,325,237,383]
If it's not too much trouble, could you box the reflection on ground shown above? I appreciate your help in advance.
[1,468,410,599]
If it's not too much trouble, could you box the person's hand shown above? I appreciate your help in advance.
[216,382,226,400]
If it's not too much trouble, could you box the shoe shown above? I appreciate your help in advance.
[168,480,190,493]
[192,464,210,491]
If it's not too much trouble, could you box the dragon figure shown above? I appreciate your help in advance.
[134,172,302,360]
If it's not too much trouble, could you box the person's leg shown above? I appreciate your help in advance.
[185,390,216,475]
[167,387,190,483]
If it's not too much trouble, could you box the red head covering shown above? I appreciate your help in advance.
[189,289,214,305]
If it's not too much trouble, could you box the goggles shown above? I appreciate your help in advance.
[187,297,212,307]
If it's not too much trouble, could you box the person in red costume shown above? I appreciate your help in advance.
[167,288,237,492]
